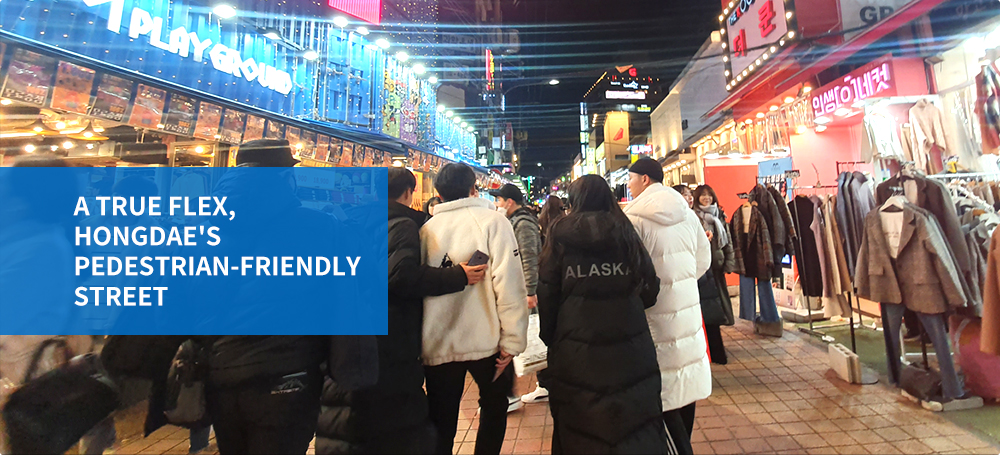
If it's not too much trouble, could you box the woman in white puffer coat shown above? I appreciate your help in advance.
[623,159,712,455]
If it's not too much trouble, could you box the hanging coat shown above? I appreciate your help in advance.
[749,185,786,276]
[729,204,773,280]
[982,228,1000,356]
[790,196,823,297]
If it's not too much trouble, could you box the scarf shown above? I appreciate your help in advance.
[696,204,730,248]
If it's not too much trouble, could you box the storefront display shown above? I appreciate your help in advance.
[51,62,96,115]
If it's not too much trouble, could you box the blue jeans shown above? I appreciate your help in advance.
[190,426,211,453]
[739,275,780,323]
[881,303,964,400]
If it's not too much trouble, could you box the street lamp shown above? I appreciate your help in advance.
[428,75,439,84]
[548,79,560,85]
[375,38,390,49]
[213,4,237,18]
[333,16,349,28]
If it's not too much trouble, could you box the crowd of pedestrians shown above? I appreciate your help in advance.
[1,148,721,455]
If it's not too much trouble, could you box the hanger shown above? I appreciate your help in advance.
[881,195,906,213]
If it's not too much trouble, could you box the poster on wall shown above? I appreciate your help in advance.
[339,141,355,167]
[51,62,96,114]
[265,120,285,140]
[352,146,365,167]
[286,126,302,151]
[362,148,374,167]
[1,49,57,107]
[382,72,401,138]
[418,80,436,148]
[315,135,331,161]
[243,115,265,142]
[220,109,246,144]
[194,102,222,139]
[300,131,317,159]
[423,154,431,172]
[400,75,419,144]
[90,73,133,122]
[327,137,343,163]
[162,94,198,136]
[128,84,167,129]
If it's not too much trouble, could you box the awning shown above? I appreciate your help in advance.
[706,0,948,117]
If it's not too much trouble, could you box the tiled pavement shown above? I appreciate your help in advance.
[121,319,999,455]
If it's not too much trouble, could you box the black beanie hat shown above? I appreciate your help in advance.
[629,158,663,183]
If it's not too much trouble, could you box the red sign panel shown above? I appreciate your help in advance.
[486,49,495,91]
[328,0,382,24]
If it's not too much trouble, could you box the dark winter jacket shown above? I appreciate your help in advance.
[694,207,735,327]
[730,205,774,280]
[537,213,667,454]
[767,186,796,257]
[316,201,468,454]
[509,207,541,295]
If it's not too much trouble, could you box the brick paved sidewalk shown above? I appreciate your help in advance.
[119,319,999,455]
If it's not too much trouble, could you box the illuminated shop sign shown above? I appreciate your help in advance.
[629,144,653,155]
[486,49,496,91]
[811,56,896,118]
[82,0,292,95]
[328,0,382,24]
[606,90,646,100]
[720,0,799,92]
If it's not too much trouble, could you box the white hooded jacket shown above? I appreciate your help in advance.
[420,196,529,366]
[625,183,713,411]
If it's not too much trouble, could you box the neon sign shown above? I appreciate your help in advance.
[82,0,293,95]
[486,49,495,91]
[328,0,382,24]
[606,90,646,100]
[720,0,798,92]
[811,57,896,117]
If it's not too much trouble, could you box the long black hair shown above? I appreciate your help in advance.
[538,196,565,241]
[544,174,650,286]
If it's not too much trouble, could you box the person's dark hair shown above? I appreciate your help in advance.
[434,163,476,201]
[543,174,650,286]
[388,167,417,200]
[423,196,442,215]
[693,184,721,210]
[672,184,691,196]
[538,196,566,239]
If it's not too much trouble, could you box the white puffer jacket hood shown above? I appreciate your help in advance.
[625,183,713,411]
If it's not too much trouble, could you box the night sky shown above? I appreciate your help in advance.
[502,0,720,181]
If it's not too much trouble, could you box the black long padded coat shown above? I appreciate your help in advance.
[536,213,667,454]
[316,201,468,454]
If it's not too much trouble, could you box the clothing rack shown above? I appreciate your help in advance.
[789,184,861,353]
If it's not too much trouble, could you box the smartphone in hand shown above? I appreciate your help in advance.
[467,250,490,267]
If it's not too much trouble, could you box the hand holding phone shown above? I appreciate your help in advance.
[467,250,490,267]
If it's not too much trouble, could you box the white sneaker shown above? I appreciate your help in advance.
[521,384,549,403]
[507,396,524,413]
